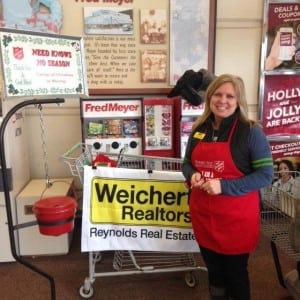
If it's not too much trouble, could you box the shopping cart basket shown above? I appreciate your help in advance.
[61,143,207,299]
[260,175,300,298]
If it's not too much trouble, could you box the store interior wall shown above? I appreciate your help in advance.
[25,0,264,180]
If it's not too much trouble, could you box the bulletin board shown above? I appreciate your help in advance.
[0,0,216,95]
[69,0,217,95]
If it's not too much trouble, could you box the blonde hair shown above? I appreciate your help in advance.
[192,74,255,129]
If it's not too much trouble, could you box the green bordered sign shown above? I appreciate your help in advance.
[0,28,88,98]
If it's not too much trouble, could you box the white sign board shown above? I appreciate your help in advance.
[0,28,88,98]
[82,166,199,252]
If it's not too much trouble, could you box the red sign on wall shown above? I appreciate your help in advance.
[262,74,300,138]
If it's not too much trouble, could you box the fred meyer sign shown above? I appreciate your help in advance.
[81,99,142,118]
[82,166,198,252]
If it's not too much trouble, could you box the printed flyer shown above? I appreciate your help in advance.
[264,2,300,72]
[269,140,300,173]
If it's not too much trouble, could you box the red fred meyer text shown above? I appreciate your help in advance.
[84,103,139,114]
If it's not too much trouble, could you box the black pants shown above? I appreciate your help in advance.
[200,245,250,300]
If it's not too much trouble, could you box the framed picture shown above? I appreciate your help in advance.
[140,9,167,44]
[141,49,167,83]
[84,7,134,35]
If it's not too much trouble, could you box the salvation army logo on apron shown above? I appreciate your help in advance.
[13,47,24,60]
[214,160,224,173]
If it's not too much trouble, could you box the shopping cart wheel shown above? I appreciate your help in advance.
[184,271,199,288]
[79,284,94,299]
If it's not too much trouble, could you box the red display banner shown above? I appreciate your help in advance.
[265,2,300,72]
[269,140,300,172]
[262,74,300,138]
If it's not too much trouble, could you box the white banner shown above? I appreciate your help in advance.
[81,166,199,252]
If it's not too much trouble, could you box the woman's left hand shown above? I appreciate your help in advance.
[200,179,222,195]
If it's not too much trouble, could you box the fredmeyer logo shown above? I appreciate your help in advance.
[89,177,191,228]
[84,102,140,114]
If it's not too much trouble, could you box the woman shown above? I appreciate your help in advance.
[182,74,274,300]
[273,159,298,195]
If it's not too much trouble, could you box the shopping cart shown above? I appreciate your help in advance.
[260,173,300,296]
[61,143,207,299]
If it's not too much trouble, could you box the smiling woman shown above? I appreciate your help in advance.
[182,73,274,300]
[209,82,238,129]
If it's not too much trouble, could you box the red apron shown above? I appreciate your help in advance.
[190,121,259,254]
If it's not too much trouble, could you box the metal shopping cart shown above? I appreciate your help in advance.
[61,143,207,299]
[260,173,300,299]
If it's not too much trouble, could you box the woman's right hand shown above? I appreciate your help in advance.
[191,172,204,188]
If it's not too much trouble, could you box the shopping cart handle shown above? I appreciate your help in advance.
[61,143,82,158]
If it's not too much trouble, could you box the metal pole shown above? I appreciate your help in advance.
[0,98,65,300]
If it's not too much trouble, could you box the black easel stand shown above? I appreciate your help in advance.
[0,98,65,300]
